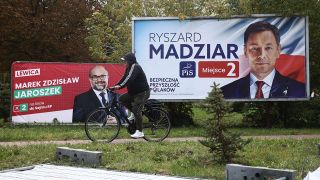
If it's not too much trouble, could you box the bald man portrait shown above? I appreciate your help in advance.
[72,65,126,123]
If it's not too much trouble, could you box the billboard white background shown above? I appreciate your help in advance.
[133,16,308,101]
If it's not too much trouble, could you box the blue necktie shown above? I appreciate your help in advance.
[99,92,107,106]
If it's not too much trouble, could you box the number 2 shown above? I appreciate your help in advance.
[21,104,27,111]
[227,62,236,77]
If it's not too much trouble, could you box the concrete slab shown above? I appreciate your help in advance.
[56,147,102,166]
[226,164,295,180]
[0,164,204,180]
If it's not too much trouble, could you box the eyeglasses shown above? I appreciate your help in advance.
[90,75,108,81]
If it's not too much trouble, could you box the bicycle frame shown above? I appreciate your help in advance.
[85,88,171,142]
[109,100,133,126]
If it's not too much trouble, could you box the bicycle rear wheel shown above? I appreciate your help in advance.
[85,109,120,143]
[142,108,171,142]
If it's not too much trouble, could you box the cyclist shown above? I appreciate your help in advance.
[111,53,150,138]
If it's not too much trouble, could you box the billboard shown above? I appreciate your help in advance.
[11,62,126,123]
[133,16,309,101]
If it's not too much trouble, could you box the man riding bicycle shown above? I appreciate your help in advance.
[111,53,150,138]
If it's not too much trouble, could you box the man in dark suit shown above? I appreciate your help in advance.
[72,65,126,123]
[221,21,306,99]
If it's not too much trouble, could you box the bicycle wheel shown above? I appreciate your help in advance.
[142,108,171,142]
[85,109,120,143]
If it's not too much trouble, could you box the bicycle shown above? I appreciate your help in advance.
[85,90,171,143]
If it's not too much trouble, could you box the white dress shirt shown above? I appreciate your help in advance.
[93,89,109,107]
[249,69,276,99]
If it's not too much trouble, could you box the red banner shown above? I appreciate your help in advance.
[198,61,239,78]
[11,62,126,123]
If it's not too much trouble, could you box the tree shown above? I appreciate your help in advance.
[198,83,250,162]
[84,0,135,62]
[0,0,101,121]
[0,0,101,73]
[165,102,194,127]
[84,0,231,62]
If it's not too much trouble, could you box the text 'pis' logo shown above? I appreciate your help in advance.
[180,61,196,78]
[15,68,40,78]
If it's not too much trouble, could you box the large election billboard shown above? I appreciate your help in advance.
[133,16,309,101]
[11,62,126,123]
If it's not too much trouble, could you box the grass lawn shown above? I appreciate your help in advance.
[0,124,320,141]
[1,124,320,141]
[1,108,320,179]
[1,139,319,179]
[1,107,319,141]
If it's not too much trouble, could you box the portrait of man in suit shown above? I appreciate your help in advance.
[72,65,125,123]
[221,21,306,99]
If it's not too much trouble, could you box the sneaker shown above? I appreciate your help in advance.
[130,130,144,138]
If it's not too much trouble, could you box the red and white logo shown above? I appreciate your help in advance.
[13,105,20,112]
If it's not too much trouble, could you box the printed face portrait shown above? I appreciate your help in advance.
[244,30,281,80]
[89,66,109,91]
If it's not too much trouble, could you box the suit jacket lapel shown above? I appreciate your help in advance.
[270,71,289,98]
[238,74,251,98]
[88,89,103,107]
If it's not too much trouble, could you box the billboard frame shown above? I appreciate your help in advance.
[10,61,126,124]
[132,15,310,102]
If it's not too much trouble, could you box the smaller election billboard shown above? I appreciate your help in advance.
[11,62,126,123]
[133,16,309,101]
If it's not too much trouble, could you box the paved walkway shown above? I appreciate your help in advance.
[1,135,320,147]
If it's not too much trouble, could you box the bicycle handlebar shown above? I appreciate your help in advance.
[108,86,116,91]
[108,85,121,92]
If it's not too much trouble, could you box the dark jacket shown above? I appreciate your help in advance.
[72,89,124,123]
[221,70,306,99]
[117,53,149,95]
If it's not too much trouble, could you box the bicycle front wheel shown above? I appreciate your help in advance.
[142,108,171,142]
[85,109,120,143]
